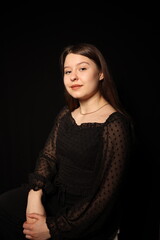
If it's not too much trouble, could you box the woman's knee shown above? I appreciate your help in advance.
[0,186,28,219]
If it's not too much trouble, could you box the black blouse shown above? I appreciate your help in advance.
[29,106,132,240]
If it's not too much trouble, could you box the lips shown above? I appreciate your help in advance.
[71,84,82,90]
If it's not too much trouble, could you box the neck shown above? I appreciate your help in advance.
[79,96,107,115]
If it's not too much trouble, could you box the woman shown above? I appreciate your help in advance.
[0,43,133,240]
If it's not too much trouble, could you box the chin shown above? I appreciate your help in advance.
[69,93,83,99]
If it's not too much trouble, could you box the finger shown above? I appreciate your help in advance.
[25,234,32,239]
[27,217,36,223]
[27,213,41,220]
[23,221,34,230]
[23,221,31,229]
[23,228,32,235]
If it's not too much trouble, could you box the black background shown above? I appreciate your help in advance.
[1,3,159,240]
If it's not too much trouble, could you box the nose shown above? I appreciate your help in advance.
[70,71,78,81]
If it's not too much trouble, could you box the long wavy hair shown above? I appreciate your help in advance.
[60,42,129,118]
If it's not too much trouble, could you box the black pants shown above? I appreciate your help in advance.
[0,186,118,240]
[0,186,29,240]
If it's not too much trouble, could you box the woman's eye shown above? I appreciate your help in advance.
[64,70,71,74]
[80,67,87,71]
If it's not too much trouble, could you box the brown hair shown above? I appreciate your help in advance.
[60,42,128,117]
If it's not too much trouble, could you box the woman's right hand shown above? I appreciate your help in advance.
[26,189,46,223]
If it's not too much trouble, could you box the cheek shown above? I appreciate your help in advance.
[87,75,99,88]
[63,77,68,87]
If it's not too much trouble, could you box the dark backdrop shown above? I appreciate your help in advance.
[1,4,159,240]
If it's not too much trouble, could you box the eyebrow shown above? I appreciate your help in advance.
[64,61,90,69]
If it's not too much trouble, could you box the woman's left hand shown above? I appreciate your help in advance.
[23,213,51,240]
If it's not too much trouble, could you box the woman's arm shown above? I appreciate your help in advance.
[25,107,68,223]
[26,189,45,223]
[28,106,68,193]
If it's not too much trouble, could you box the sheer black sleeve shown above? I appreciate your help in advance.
[46,114,132,239]
[28,106,69,193]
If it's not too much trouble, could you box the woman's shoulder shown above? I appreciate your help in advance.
[105,111,134,139]
[59,105,69,113]
[55,105,70,120]
[104,111,132,127]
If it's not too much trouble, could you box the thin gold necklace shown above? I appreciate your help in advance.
[79,103,108,115]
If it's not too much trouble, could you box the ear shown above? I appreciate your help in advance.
[99,72,104,81]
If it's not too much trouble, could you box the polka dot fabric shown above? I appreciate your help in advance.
[29,106,132,240]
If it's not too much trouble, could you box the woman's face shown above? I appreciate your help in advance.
[63,53,103,101]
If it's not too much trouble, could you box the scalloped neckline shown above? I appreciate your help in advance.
[69,111,119,127]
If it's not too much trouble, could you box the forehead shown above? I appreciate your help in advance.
[64,53,96,67]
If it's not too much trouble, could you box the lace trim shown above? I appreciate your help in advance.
[69,111,121,128]
[28,173,54,194]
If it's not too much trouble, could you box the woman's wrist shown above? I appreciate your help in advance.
[28,189,43,198]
